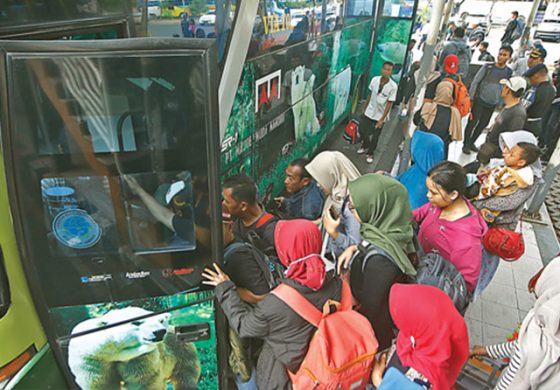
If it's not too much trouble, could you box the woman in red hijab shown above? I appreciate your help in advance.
[203,219,341,389]
[371,284,469,390]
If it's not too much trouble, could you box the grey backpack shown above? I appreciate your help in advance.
[415,251,470,315]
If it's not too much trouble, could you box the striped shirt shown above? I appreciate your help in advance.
[486,340,522,389]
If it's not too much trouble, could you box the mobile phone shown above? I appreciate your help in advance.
[329,205,340,220]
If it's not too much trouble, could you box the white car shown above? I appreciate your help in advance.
[199,11,216,25]
[534,18,560,42]
[147,1,161,19]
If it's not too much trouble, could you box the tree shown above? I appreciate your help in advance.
[190,0,207,16]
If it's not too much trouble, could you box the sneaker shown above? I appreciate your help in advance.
[469,144,479,152]
[357,147,366,155]
[462,146,472,155]
[366,155,374,164]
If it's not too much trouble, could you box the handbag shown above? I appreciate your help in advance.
[483,226,524,261]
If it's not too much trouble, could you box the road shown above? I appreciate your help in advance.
[147,18,215,38]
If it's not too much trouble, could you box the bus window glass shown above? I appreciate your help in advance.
[7,53,215,307]
[313,0,343,34]
[345,0,375,16]
[146,0,237,64]
[382,0,414,18]
[0,0,125,30]
[248,0,304,59]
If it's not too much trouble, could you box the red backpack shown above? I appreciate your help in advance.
[445,75,471,118]
[272,280,378,390]
[343,118,360,144]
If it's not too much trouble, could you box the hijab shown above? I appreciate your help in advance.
[420,80,463,141]
[397,131,444,209]
[274,219,326,290]
[510,257,560,389]
[348,174,416,276]
[499,130,543,179]
[305,151,361,213]
[390,284,469,390]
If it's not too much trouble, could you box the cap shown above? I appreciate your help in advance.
[499,76,527,92]
[530,45,547,59]
[221,204,233,223]
[524,63,548,78]
[443,54,459,74]
[165,181,186,204]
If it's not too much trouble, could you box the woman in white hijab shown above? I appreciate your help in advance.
[305,151,362,257]
[470,257,560,389]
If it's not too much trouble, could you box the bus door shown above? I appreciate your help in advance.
[0,38,227,389]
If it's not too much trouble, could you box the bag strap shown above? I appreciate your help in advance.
[255,213,274,229]
[272,284,322,327]
[223,242,246,261]
[246,243,278,289]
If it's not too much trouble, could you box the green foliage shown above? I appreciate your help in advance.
[190,0,208,16]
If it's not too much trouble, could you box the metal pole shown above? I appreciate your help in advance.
[397,0,447,175]
[527,140,560,215]
[517,0,541,59]
[439,0,455,42]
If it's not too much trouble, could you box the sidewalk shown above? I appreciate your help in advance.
[464,222,542,346]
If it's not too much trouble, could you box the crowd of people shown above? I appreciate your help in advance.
[196,11,560,390]
[201,145,558,388]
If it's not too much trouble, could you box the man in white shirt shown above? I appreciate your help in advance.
[358,61,397,163]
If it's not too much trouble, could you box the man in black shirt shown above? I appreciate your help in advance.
[486,76,527,148]
[220,206,268,388]
[501,11,520,46]
[478,42,495,62]
[222,174,278,255]
[221,205,270,302]
[523,64,556,138]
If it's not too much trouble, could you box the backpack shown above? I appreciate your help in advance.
[511,19,524,41]
[415,251,470,315]
[343,118,360,144]
[445,75,471,118]
[245,213,278,258]
[272,280,378,389]
[223,241,283,290]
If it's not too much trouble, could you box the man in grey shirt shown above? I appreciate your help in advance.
[487,77,527,147]
[463,45,513,154]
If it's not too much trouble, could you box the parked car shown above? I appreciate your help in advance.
[199,10,216,25]
[534,17,560,42]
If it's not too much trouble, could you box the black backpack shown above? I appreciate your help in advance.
[223,241,284,290]
[415,251,470,315]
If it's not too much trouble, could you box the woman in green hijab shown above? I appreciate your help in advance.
[338,173,416,350]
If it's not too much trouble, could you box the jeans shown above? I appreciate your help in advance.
[360,115,382,156]
[463,99,496,148]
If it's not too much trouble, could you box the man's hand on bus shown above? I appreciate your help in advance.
[202,263,230,286]
[123,175,142,195]
[375,120,384,129]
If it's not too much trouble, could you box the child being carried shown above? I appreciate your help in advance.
[474,142,540,224]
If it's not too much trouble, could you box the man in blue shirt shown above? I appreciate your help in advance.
[275,158,324,220]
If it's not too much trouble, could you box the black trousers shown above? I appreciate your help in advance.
[360,115,382,155]
[350,254,406,351]
[463,99,496,148]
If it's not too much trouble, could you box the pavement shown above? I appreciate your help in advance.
[464,221,542,346]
